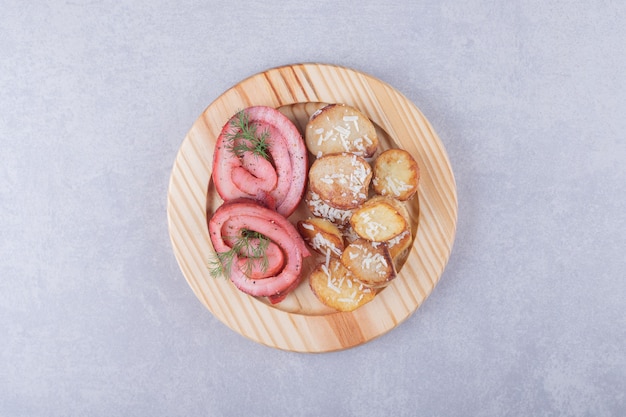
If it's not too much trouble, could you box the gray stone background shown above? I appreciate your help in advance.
[1,1,624,416]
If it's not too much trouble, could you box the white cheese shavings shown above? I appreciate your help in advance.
[365,221,387,240]
[322,264,341,294]
[387,230,410,248]
[334,126,350,136]
[308,191,352,224]
[386,176,412,196]
[301,223,315,231]
[342,116,359,132]
[309,232,342,257]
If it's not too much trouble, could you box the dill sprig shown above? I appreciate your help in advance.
[224,110,271,161]
[209,230,270,278]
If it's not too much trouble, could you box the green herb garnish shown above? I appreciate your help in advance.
[224,110,271,161]
[209,230,270,278]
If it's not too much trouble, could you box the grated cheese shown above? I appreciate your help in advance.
[309,232,342,257]
[342,115,359,132]
[388,230,410,248]
[301,223,315,231]
[308,191,352,224]
[334,126,350,136]
[386,176,412,196]
[365,221,387,240]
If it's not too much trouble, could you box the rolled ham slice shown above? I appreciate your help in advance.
[212,106,308,217]
[209,199,311,303]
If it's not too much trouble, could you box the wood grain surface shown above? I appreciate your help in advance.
[167,63,457,352]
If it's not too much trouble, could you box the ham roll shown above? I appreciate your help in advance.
[209,199,311,304]
[212,106,308,217]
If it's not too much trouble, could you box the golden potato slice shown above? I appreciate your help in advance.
[349,196,412,268]
[372,149,420,201]
[386,228,413,261]
[305,104,379,158]
[349,196,407,242]
[308,153,372,210]
[309,259,376,312]
[297,217,345,258]
[341,239,396,289]
[365,195,411,225]
[304,188,353,226]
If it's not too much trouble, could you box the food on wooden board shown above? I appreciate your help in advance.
[207,102,420,310]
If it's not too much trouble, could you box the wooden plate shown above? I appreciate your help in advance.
[167,63,457,352]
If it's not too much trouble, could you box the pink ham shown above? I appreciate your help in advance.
[209,200,311,302]
[212,106,308,217]
[235,238,284,279]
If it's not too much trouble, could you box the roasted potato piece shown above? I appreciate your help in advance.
[297,217,345,258]
[386,228,413,261]
[308,153,372,210]
[341,239,396,289]
[366,195,410,224]
[304,188,353,226]
[372,149,420,201]
[305,104,379,158]
[309,259,376,312]
[350,196,408,242]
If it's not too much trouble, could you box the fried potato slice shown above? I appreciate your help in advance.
[309,259,376,312]
[372,149,420,201]
[349,196,408,242]
[341,239,396,289]
[305,104,379,158]
[365,195,410,224]
[308,153,372,210]
[297,217,345,258]
[386,228,413,261]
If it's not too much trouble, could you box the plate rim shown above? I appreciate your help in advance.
[167,62,458,352]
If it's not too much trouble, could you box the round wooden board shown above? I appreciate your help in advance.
[167,63,457,352]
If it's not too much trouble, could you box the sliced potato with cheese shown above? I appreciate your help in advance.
[309,259,376,312]
[341,239,396,289]
[372,148,420,201]
[297,217,344,258]
[366,195,410,225]
[350,196,407,242]
[304,188,353,227]
[354,196,412,266]
[305,104,379,158]
[386,228,413,260]
[308,152,372,210]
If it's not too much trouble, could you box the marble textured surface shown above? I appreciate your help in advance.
[1,1,625,416]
